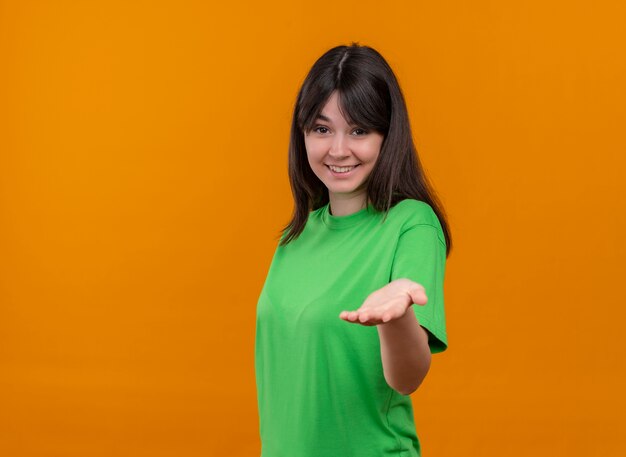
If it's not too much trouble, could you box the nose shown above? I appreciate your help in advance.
[328,133,350,159]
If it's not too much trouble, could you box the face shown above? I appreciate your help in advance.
[304,91,384,205]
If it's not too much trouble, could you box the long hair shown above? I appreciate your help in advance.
[279,42,453,257]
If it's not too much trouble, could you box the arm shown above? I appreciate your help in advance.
[377,304,431,395]
[340,220,448,394]
[339,278,434,395]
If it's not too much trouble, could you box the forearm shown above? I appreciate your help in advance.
[377,308,431,395]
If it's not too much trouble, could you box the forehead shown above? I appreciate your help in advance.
[315,93,356,126]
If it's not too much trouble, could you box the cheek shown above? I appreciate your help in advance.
[304,148,322,170]
[360,142,382,163]
[304,140,326,162]
[367,134,384,155]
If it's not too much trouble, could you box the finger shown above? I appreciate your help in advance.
[409,286,428,305]
[343,315,377,326]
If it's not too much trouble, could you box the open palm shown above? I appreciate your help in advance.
[339,278,428,326]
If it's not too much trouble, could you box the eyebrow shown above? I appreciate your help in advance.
[315,113,357,127]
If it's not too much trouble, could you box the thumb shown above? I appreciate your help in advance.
[408,286,428,306]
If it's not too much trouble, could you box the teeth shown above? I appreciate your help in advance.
[329,165,357,173]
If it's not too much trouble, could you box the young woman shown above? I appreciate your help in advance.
[255,43,452,457]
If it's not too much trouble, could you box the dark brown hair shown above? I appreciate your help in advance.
[279,42,453,257]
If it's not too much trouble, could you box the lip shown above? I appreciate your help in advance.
[326,164,360,177]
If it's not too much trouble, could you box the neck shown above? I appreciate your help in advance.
[328,194,368,216]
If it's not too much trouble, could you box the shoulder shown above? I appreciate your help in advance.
[389,199,441,228]
[388,199,446,245]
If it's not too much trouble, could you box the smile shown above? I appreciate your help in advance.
[327,164,360,173]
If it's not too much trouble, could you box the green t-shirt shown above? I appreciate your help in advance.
[255,198,448,457]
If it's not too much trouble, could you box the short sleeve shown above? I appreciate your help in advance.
[390,224,448,354]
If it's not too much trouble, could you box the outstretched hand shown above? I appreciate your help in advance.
[339,278,428,326]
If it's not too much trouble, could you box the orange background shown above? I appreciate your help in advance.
[1,1,625,456]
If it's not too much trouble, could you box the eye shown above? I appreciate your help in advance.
[313,126,329,134]
[352,128,368,136]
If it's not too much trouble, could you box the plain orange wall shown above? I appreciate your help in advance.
[1,1,625,456]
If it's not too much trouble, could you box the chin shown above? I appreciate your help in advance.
[327,185,363,194]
